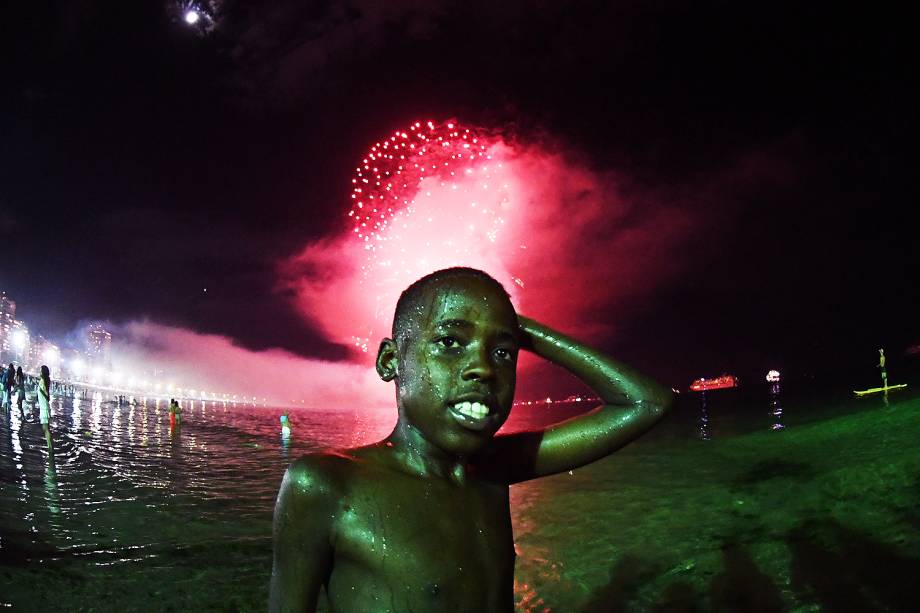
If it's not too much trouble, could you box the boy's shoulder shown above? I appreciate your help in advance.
[284,446,384,499]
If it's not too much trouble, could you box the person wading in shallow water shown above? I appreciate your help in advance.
[15,366,26,416]
[2,363,13,411]
[38,365,53,453]
[169,399,182,428]
[269,267,675,613]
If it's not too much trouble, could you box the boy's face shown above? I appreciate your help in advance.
[392,277,519,457]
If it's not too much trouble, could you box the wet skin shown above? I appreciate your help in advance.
[270,276,675,612]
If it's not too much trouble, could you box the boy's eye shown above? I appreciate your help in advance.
[494,347,515,361]
[436,336,458,348]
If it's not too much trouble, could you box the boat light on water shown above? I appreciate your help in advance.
[689,374,739,392]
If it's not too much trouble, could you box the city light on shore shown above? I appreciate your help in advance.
[71,358,85,375]
[3,297,251,403]
[11,328,27,350]
[42,346,60,365]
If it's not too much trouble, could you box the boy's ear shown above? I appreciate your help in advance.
[376,338,398,382]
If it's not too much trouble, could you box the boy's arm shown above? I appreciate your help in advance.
[269,458,336,613]
[485,316,675,484]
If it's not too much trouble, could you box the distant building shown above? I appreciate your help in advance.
[87,323,112,366]
[0,292,13,325]
[0,292,30,366]
[0,293,16,360]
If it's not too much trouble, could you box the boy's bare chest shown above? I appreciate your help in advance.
[328,470,515,610]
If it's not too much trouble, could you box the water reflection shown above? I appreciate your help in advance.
[281,429,291,455]
[1,395,586,553]
[692,384,792,438]
[44,455,60,516]
[698,392,711,441]
[91,392,102,435]
[7,402,28,505]
[769,382,784,430]
[71,395,82,432]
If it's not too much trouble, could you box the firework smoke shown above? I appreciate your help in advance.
[281,120,695,368]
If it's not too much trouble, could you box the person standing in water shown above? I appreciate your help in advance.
[280,412,291,436]
[38,365,53,452]
[2,363,13,411]
[877,348,887,388]
[15,366,26,416]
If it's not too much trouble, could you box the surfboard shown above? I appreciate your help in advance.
[853,383,907,396]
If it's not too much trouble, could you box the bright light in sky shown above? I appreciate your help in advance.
[174,2,219,35]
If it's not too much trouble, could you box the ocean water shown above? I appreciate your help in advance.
[1,376,919,612]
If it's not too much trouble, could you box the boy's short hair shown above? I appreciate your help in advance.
[392,267,511,341]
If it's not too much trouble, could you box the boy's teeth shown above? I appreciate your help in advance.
[454,401,489,419]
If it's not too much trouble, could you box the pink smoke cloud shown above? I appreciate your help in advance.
[279,123,697,362]
[109,320,393,409]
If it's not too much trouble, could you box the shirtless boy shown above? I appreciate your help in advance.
[270,267,674,612]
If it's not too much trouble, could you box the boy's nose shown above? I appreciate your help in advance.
[461,349,495,382]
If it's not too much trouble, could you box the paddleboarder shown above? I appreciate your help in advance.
[877,348,887,388]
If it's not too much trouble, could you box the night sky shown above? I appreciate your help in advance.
[2,1,918,397]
